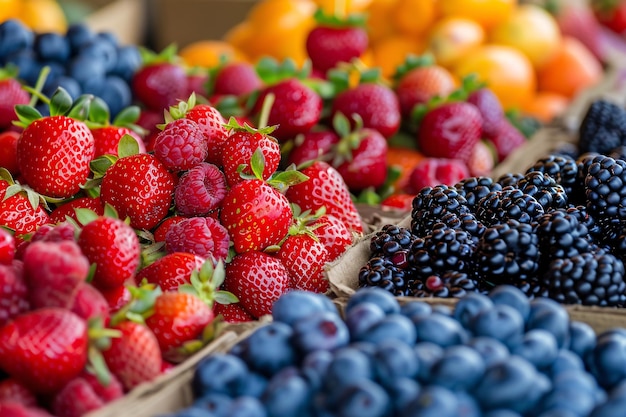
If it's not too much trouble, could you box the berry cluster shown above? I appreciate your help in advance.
[164,287,626,417]
[359,143,626,306]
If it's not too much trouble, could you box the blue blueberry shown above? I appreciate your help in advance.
[0,19,34,60]
[412,312,468,348]
[414,342,444,383]
[233,322,296,377]
[536,384,598,417]
[373,340,419,387]
[291,310,350,354]
[483,411,523,417]
[272,290,337,326]
[512,329,559,371]
[68,53,107,88]
[536,410,579,417]
[238,372,268,398]
[469,304,525,349]
[588,331,626,389]
[334,379,390,417]
[261,367,313,417]
[300,349,333,390]
[456,391,482,417]
[162,407,218,417]
[5,49,41,86]
[568,320,596,360]
[80,37,118,72]
[453,291,494,329]
[589,380,626,417]
[385,377,421,414]
[192,353,249,397]
[400,300,432,319]
[323,346,374,394]
[345,302,386,340]
[516,372,552,415]
[355,313,417,346]
[93,75,132,117]
[34,32,70,62]
[431,304,453,316]
[526,298,570,348]
[465,336,510,366]
[65,23,96,55]
[399,385,460,417]
[47,75,81,101]
[192,392,233,415]
[429,345,486,391]
[42,62,66,92]
[228,397,267,417]
[488,285,531,322]
[110,44,142,82]
[345,287,401,315]
[546,349,585,379]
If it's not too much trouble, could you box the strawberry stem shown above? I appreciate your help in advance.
[25,66,51,107]
[257,92,275,129]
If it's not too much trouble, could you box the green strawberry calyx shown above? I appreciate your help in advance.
[313,6,367,28]
[330,111,369,166]
[85,96,147,136]
[392,53,437,82]
[14,85,95,129]
[0,167,65,211]
[138,43,180,66]
[255,56,312,85]
[179,258,238,308]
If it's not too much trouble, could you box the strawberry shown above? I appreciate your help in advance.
[305,9,369,74]
[484,117,527,162]
[0,68,29,130]
[77,213,140,290]
[183,102,230,167]
[210,61,263,97]
[100,285,132,313]
[592,0,626,35]
[212,302,254,323]
[0,261,29,327]
[224,251,291,318]
[417,101,483,163]
[309,213,354,262]
[467,140,496,177]
[145,291,214,358]
[14,89,96,199]
[0,179,49,239]
[0,227,15,264]
[552,0,604,60]
[467,87,505,139]
[51,372,123,417]
[100,153,176,230]
[152,215,186,243]
[88,101,147,159]
[0,379,37,407]
[49,196,104,225]
[0,131,20,175]
[251,78,323,142]
[287,129,340,167]
[0,308,88,394]
[278,233,330,293]
[102,320,163,391]
[91,126,145,158]
[22,239,90,309]
[408,157,471,192]
[286,160,364,235]
[380,193,414,212]
[165,216,230,261]
[185,70,209,99]
[71,282,111,324]
[136,252,205,291]
[0,402,54,417]
[331,81,401,139]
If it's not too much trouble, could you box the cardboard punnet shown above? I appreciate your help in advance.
[84,0,147,45]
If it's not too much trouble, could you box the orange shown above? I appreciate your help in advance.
[0,0,20,21]
[537,36,603,99]
[386,146,426,193]
[224,22,253,55]
[314,0,373,15]
[179,40,247,68]
[453,44,536,110]
[426,16,486,70]
[18,0,67,33]
[489,4,562,70]
[371,34,427,79]
[247,0,315,26]
[522,91,569,123]
[439,0,516,31]
[365,0,399,44]
[392,0,438,37]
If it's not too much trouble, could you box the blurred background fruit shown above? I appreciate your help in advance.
[0,0,67,33]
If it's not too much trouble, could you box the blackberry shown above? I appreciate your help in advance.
[454,176,503,209]
[420,223,477,274]
[526,154,578,196]
[541,250,626,307]
[578,99,626,155]
[516,279,550,300]
[608,145,626,161]
[584,155,626,220]
[551,142,580,160]
[438,211,486,244]
[496,172,524,188]
[369,224,417,257]
[570,152,601,205]
[358,256,416,296]
[475,188,545,228]
[475,219,540,285]
[516,171,568,210]
[563,205,603,242]
[536,209,591,262]
[411,185,471,237]
[409,271,481,299]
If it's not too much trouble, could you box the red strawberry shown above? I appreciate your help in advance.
[132,57,188,111]
[71,282,111,324]
[0,227,15,264]
[467,140,496,177]
[174,162,227,217]
[153,118,208,172]
[224,251,291,318]
[310,214,354,262]
[100,285,132,313]
[135,252,205,292]
[0,308,88,394]
[0,402,53,417]
[277,233,330,293]
[102,320,163,391]
[78,215,140,290]
[484,117,527,162]
[92,126,145,158]
[305,10,368,74]
[408,157,470,192]
[51,372,123,417]
[145,291,214,357]
[22,240,90,309]
[49,196,104,225]
[592,0,626,35]
[0,70,29,130]
[0,379,37,407]
[136,108,164,147]
[467,87,505,138]
[0,261,29,327]
[331,82,401,139]
[16,114,95,199]
[211,61,262,97]
[165,216,230,261]
[212,302,254,323]
[252,78,323,142]
[184,103,230,167]
[0,130,20,175]
[380,193,414,212]
[417,101,483,163]
[185,71,209,99]
[100,153,176,230]
[153,215,187,243]
[286,161,364,235]
[0,180,49,239]
[287,129,340,167]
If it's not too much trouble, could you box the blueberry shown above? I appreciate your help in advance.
[323,347,374,394]
[400,300,432,319]
[48,76,81,101]
[483,411,522,417]
[385,377,421,414]
[192,393,233,415]
[6,49,41,86]
[432,304,453,316]
[68,53,106,88]
[488,285,531,322]
[261,367,312,417]
[232,322,296,377]
[412,312,468,347]
[512,329,559,371]
[590,380,626,417]
[228,396,267,417]
[0,19,34,60]
[291,310,350,354]
[414,342,444,383]
[588,330,626,389]
[568,321,596,359]
[456,391,482,417]
[453,292,494,329]
[34,32,70,62]
[345,287,401,315]
[465,336,510,366]
[65,23,96,55]
[536,385,597,417]
[345,302,385,340]
[469,304,525,349]
[301,350,333,390]
[429,345,486,391]
[546,349,585,379]
[161,407,218,417]
[238,372,268,398]
[356,313,417,346]
[272,290,337,326]
[42,62,66,92]
[526,298,570,348]
[473,356,538,411]
[373,340,419,387]
[81,37,118,72]
[334,379,390,417]
[110,45,142,82]
[399,385,460,417]
[97,76,132,117]
[192,353,249,397]
[517,372,552,415]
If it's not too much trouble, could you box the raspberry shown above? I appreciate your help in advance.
[165,216,230,261]
[408,158,470,193]
[153,118,208,172]
[174,162,227,217]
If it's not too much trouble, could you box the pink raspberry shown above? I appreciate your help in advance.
[153,118,208,172]
[165,216,230,261]
[174,162,227,217]
[31,221,76,243]
[408,158,470,193]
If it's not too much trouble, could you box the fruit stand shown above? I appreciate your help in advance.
[4,0,626,416]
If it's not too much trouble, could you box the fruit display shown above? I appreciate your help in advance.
[0,0,67,33]
[150,287,626,417]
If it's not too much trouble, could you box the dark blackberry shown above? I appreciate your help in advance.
[551,142,580,160]
[358,256,416,296]
[438,211,486,244]
[420,222,477,274]
[496,172,524,188]
[454,176,503,209]
[369,224,417,257]
[516,171,568,210]
[608,145,626,161]
[516,279,550,300]
[579,99,626,155]
[536,209,591,262]
[526,154,578,196]
[541,250,626,307]
[411,185,471,237]
[475,219,540,285]
[409,271,481,299]
[570,152,601,205]
[584,155,626,220]
[563,205,603,242]
[475,188,545,228]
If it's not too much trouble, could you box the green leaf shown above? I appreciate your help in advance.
[103,203,119,219]
[88,97,110,125]
[359,67,382,84]
[75,207,100,226]
[87,346,112,387]
[214,290,239,305]
[179,283,199,296]
[118,134,140,158]
[68,94,94,120]
[13,104,42,128]
[0,167,14,184]
[49,87,74,116]
[249,148,266,180]
[332,112,352,137]
[90,155,116,178]
[269,170,309,191]
[113,105,141,126]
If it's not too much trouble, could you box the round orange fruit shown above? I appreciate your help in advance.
[426,16,486,69]
[439,0,516,30]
